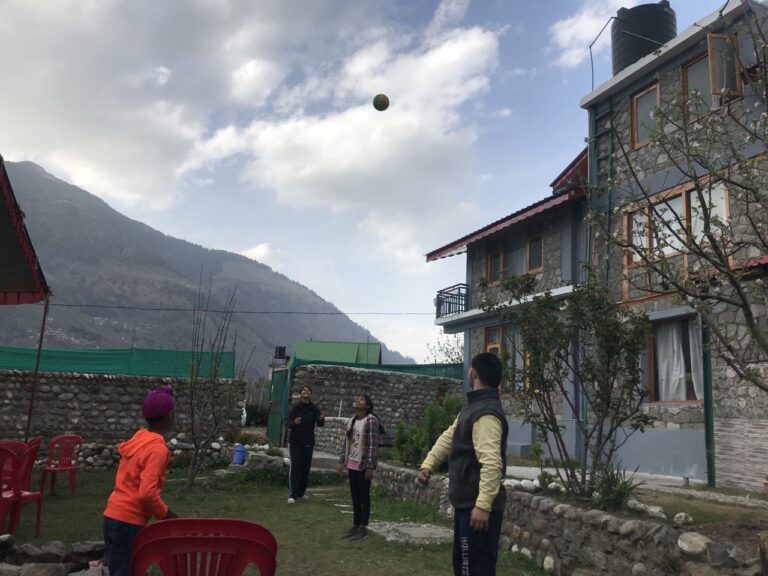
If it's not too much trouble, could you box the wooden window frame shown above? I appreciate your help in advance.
[707,32,743,105]
[526,235,544,274]
[484,326,501,356]
[630,83,659,149]
[486,247,504,284]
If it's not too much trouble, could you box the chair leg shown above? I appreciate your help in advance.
[0,501,9,534]
[9,501,20,533]
[35,499,41,537]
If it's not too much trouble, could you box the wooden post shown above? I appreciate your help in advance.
[24,297,49,442]
[759,533,768,576]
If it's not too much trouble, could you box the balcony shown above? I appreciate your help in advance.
[434,283,469,319]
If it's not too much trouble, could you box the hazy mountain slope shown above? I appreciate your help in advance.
[0,161,412,376]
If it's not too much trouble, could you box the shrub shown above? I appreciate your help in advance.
[244,404,268,427]
[592,462,645,510]
[538,470,558,491]
[265,446,283,457]
[393,394,463,467]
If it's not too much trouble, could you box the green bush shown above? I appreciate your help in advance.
[265,446,283,457]
[393,394,462,467]
[591,462,645,510]
[537,470,558,490]
[244,467,342,486]
[244,404,268,426]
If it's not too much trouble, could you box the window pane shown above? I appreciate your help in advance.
[689,183,727,244]
[652,195,685,255]
[528,237,543,270]
[710,35,739,94]
[686,56,711,112]
[488,252,501,282]
[631,210,647,261]
[486,327,501,346]
[653,321,687,401]
[635,89,657,143]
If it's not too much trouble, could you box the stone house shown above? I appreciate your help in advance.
[426,148,590,458]
[429,0,768,489]
[579,0,768,489]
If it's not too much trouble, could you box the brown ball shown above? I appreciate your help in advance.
[373,94,389,111]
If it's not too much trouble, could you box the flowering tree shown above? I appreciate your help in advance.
[591,5,768,393]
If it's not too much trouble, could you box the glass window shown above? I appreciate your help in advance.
[632,86,658,146]
[709,34,739,96]
[485,327,501,356]
[527,236,543,271]
[652,195,685,255]
[487,250,503,283]
[649,318,703,402]
[685,55,711,112]
[689,183,727,244]
[630,210,648,261]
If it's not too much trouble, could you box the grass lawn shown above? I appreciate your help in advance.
[14,467,545,576]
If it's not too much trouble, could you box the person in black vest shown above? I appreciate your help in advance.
[287,384,325,503]
[417,352,509,576]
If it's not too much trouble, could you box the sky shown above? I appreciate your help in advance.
[0,0,727,362]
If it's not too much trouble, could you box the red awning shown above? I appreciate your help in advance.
[426,189,585,262]
[0,157,49,304]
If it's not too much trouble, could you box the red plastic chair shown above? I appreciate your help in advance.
[40,434,82,496]
[0,447,18,532]
[0,441,26,490]
[132,518,278,559]
[0,446,42,536]
[131,535,276,576]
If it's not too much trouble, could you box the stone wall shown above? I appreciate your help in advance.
[373,465,757,576]
[0,369,243,464]
[289,364,462,434]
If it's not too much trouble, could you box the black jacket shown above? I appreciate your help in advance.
[448,388,508,511]
[287,401,325,446]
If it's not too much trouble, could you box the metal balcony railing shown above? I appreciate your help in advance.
[434,283,469,319]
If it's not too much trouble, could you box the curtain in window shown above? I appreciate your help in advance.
[655,322,686,400]
[688,317,704,401]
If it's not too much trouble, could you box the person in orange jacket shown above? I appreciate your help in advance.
[102,385,178,576]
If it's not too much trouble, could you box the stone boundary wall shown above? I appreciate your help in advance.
[373,464,757,576]
[290,364,462,435]
[0,369,242,463]
[314,417,347,459]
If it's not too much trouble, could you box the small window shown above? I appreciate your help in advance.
[486,248,503,283]
[485,326,501,356]
[629,209,649,262]
[527,236,543,272]
[631,84,658,148]
[709,33,740,100]
[646,318,703,402]
[689,183,728,245]
[652,195,685,255]
[684,54,711,115]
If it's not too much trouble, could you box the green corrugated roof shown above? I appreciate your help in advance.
[292,340,382,365]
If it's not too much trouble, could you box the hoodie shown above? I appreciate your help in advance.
[103,429,170,526]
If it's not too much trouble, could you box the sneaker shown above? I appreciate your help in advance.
[348,527,368,541]
[341,526,358,539]
[300,495,309,501]
[287,497,296,504]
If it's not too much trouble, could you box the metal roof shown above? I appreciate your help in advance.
[0,156,49,305]
[292,340,382,365]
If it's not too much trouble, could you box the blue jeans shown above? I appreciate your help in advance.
[103,516,144,576]
[452,507,503,576]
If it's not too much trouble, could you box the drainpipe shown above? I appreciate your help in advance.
[703,324,716,487]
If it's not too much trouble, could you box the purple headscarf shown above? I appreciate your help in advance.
[141,385,175,419]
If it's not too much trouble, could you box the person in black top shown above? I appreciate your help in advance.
[287,384,325,503]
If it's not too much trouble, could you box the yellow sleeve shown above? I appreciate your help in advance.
[472,414,504,512]
[420,417,458,472]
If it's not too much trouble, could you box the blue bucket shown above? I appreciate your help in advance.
[232,443,246,465]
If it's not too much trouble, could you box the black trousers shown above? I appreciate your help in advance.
[289,443,313,498]
[347,469,371,527]
[452,507,503,576]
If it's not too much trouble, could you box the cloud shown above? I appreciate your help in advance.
[549,0,639,67]
[240,242,286,269]
[231,59,285,106]
[426,0,471,39]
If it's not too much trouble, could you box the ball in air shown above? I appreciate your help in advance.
[372,94,389,111]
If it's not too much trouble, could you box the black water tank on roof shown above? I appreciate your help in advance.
[612,1,677,75]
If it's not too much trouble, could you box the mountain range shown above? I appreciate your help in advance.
[0,161,412,378]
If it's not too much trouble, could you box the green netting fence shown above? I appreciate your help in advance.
[0,345,235,378]
[292,358,464,380]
